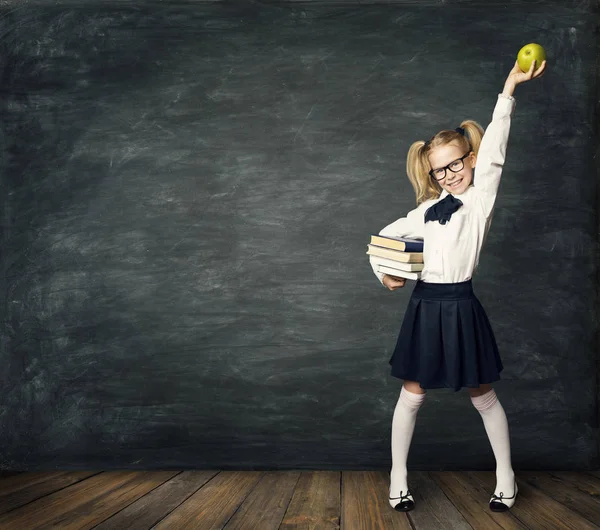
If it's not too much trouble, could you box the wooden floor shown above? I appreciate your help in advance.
[0,470,599,529]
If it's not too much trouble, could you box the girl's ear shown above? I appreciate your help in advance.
[470,151,477,168]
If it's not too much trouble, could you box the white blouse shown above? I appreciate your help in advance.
[371,94,516,286]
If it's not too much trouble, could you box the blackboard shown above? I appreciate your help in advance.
[1,0,598,470]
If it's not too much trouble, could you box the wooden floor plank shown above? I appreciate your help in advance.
[341,471,411,530]
[406,471,473,530]
[0,471,99,515]
[60,471,178,529]
[152,471,263,530]
[471,471,600,530]
[0,471,174,530]
[95,471,218,530]
[0,471,137,530]
[0,471,73,497]
[223,471,300,529]
[430,471,509,530]
[518,471,600,528]
[280,471,340,530]
[549,471,600,496]
[586,470,600,480]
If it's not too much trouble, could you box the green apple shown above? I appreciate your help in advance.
[517,43,546,73]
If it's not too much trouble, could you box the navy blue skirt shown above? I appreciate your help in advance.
[389,279,503,392]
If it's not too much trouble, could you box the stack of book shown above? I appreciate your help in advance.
[366,235,424,280]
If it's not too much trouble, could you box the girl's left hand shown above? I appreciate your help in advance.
[506,59,547,87]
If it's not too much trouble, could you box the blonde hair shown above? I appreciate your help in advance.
[406,120,485,205]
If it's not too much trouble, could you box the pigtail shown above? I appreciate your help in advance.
[406,141,442,205]
[459,120,485,156]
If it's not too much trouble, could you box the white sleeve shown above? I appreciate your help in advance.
[473,94,516,217]
[370,205,426,286]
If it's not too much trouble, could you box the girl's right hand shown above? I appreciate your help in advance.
[382,274,406,290]
[505,58,547,87]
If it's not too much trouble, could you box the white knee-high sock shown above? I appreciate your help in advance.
[471,389,515,496]
[390,386,426,497]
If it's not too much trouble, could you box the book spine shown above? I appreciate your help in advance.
[370,255,423,271]
[370,235,424,253]
[377,265,420,280]
[370,238,405,251]
[366,245,422,263]
[402,242,423,253]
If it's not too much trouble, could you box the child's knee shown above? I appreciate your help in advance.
[470,387,498,412]
[399,384,427,409]
[402,380,426,395]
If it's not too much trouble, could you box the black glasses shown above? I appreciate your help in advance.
[429,152,471,181]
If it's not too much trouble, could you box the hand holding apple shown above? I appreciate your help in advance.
[507,57,546,84]
[502,53,547,98]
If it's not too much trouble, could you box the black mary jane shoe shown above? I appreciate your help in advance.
[389,487,415,512]
[489,479,518,512]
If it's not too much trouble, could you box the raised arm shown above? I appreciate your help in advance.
[475,58,546,217]
[472,94,516,217]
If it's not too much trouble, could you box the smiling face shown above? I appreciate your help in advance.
[428,142,476,195]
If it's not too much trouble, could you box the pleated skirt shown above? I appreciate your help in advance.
[389,279,503,392]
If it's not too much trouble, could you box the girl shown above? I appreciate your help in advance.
[370,58,546,513]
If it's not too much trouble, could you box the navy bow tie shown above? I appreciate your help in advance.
[424,194,463,225]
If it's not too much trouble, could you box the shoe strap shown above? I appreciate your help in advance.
[491,480,517,500]
[389,489,412,500]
